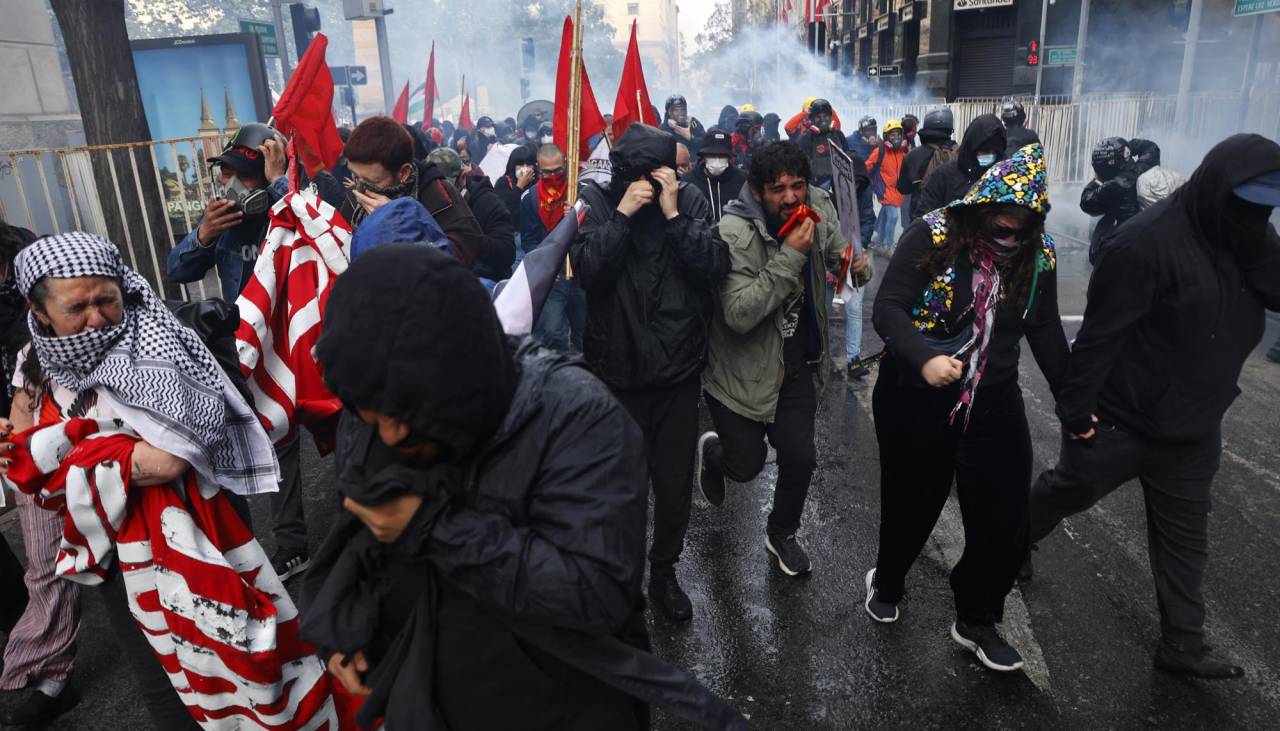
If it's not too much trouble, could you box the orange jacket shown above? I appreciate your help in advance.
[867,145,907,207]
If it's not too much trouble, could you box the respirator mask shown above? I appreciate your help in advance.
[218,173,271,216]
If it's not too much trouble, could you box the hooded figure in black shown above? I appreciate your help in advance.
[570,123,730,623]
[1081,136,1141,264]
[680,126,747,223]
[913,114,1007,216]
[304,244,746,730]
[1030,134,1280,680]
[898,109,958,224]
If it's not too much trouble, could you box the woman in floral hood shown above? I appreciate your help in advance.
[865,144,1069,672]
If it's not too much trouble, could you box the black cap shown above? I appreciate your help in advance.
[700,127,732,156]
[209,146,264,175]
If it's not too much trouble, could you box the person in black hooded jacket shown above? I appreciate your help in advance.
[1029,134,1280,680]
[1081,136,1141,264]
[306,244,746,731]
[913,114,1007,217]
[898,108,958,224]
[426,146,516,282]
[921,113,1008,217]
[570,123,730,622]
[680,126,747,223]
[494,145,538,222]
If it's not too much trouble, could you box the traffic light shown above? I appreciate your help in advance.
[1024,39,1040,66]
[289,3,322,60]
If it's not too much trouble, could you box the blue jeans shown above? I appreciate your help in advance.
[845,284,865,362]
[875,203,900,246]
[534,276,587,352]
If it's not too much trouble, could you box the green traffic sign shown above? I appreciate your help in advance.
[1234,0,1280,16]
[239,20,279,57]
[1045,46,1078,66]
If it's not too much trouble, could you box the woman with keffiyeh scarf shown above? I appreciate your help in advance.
[864,145,1069,673]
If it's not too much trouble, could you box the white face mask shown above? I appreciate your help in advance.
[479,126,495,137]
[977,154,998,168]
[540,134,554,144]
[704,157,730,177]
[515,164,534,178]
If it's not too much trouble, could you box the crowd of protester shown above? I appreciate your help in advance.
[0,88,1277,730]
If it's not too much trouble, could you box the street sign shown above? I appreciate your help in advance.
[873,64,901,78]
[239,20,278,57]
[1234,0,1280,15]
[954,0,1014,9]
[867,67,879,78]
[330,65,369,86]
[1044,46,1078,67]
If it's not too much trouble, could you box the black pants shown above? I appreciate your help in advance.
[872,366,1031,625]
[1030,421,1220,651]
[0,535,27,633]
[267,436,306,555]
[705,364,818,538]
[615,377,700,574]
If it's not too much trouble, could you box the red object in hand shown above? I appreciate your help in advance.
[777,203,822,240]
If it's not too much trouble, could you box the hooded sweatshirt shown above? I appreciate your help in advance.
[898,130,958,223]
[873,143,1068,396]
[570,124,729,391]
[913,114,1008,218]
[681,159,748,223]
[1057,134,1280,441]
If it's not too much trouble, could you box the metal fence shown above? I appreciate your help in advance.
[3,92,1280,298]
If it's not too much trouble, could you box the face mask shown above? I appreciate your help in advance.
[515,164,534,178]
[540,134,554,144]
[479,126,495,137]
[886,133,903,146]
[541,172,566,187]
[814,115,832,132]
[672,112,688,126]
[222,175,270,216]
[977,154,998,169]
[705,158,730,177]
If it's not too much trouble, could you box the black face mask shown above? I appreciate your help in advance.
[1222,196,1274,249]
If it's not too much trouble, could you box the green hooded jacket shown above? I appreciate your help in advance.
[704,184,847,423]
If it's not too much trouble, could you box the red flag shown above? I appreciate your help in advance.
[422,41,441,126]
[611,21,657,141]
[459,95,473,131]
[270,32,343,185]
[553,16,607,159]
[391,81,410,124]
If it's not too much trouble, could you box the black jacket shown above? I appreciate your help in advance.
[914,115,1007,217]
[1081,171,1141,265]
[897,136,957,223]
[1004,124,1041,155]
[570,127,730,391]
[795,128,849,186]
[461,175,517,281]
[1058,134,1280,441]
[680,162,747,223]
[339,161,485,270]
[874,218,1068,396]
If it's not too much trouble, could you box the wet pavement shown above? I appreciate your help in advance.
[3,239,1280,729]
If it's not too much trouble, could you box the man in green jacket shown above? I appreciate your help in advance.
[695,141,868,575]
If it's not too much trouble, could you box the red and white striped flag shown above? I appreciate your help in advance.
[4,418,342,730]
[235,189,350,449]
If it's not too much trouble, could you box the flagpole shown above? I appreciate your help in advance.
[565,0,584,279]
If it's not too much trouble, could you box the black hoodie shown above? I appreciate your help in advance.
[913,114,1007,217]
[680,159,747,223]
[570,124,730,390]
[1057,134,1280,441]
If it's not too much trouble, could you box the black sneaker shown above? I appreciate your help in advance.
[647,572,693,622]
[951,620,1025,672]
[864,568,899,623]
[1154,644,1245,680]
[847,362,871,381]
[0,685,81,726]
[765,534,812,576]
[271,547,311,581]
[695,432,725,507]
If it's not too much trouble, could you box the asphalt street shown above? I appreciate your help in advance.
[3,237,1279,730]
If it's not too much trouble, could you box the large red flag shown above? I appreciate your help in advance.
[611,21,657,141]
[422,41,441,126]
[391,81,410,124]
[459,95,473,131]
[271,32,343,185]
[553,16,606,159]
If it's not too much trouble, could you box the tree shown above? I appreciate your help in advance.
[51,0,174,292]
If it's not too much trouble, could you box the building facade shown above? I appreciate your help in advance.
[600,0,681,92]
[821,0,1279,101]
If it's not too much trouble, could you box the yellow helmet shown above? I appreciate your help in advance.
[883,118,904,134]
[803,96,817,111]
[740,103,757,113]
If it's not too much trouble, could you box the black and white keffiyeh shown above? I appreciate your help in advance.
[15,232,279,495]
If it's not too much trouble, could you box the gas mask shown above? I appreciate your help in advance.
[671,110,689,126]
[704,157,730,177]
[219,174,271,216]
[812,114,832,133]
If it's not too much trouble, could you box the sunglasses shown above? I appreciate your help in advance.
[540,166,566,176]
[988,224,1026,240]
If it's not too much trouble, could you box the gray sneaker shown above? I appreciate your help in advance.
[864,568,899,623]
